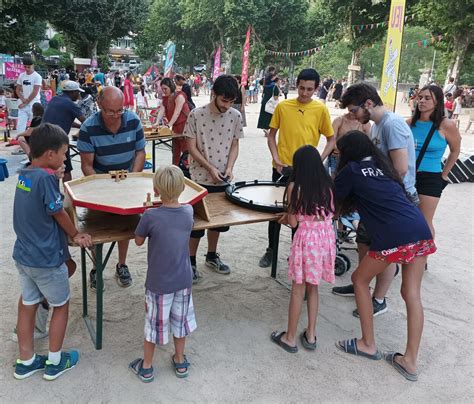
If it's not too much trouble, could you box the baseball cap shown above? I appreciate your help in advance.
[62,80,85,92]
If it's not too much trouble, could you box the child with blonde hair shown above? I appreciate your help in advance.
[130,165,196,382]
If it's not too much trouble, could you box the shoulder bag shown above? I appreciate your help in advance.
[264,85,279,114]
[415,122,436,170]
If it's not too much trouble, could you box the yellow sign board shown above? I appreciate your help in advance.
[380,0,406,111]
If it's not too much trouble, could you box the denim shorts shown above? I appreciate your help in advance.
[15,261,70,307]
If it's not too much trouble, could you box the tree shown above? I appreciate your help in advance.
[5,0,151,58]
[0,2,47,54]
[415,0,474,84]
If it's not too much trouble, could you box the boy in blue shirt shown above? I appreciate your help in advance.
[130,165,197,382]
[12,123,92,381]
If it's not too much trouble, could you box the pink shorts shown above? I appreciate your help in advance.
[368,239,437,264]
[144,288,197,345]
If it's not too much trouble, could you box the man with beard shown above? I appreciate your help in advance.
[332,82,418,318]
[184,75,243,282]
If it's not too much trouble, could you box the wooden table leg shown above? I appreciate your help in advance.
[152,140,156,172]
[271,222,281,278]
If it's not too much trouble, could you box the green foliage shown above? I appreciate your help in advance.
[0,1,47,54]
[48,34,64,51]
[97,54,110,71]
[459,46,474,85]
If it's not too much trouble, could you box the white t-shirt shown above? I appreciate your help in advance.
[16,71,42,106]
[136,91,147,107]
[0,95,5,107]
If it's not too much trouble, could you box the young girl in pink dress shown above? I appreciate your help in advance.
[271,145,335,353]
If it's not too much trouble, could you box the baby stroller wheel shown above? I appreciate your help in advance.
[340,254,351,272]
[335,256,348,276]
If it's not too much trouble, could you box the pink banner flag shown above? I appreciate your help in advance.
[213,46,221,80]
[241,27,251,86]
[5,62,25,80]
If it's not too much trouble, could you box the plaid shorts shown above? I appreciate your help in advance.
[144,288,197,345]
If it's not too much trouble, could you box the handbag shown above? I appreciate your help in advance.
[416,122,436,170]
[264,85,279,114]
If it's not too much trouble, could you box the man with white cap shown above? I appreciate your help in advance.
[15,56,43,133]
[42,80,86,182]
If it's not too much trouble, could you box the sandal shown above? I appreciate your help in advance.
[129,358,154,383]
[383,351,418,382]
[270,331,298,353]
[172,355,190,378]
[335,338,382,360]
[300,330,317,350]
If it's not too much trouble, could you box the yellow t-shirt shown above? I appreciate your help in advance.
[270,98,334,166]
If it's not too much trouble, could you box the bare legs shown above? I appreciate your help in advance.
[189,230,220,256]
[280,282,319,347]
[17,299,69,360]
[143,336,186,372]
[351,256,390,354]
[396,256,426,374]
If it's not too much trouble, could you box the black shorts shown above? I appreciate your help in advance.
[190,184,230,239]
[355,222,371,246]
[64,147,73,174]
[416,171,447,198]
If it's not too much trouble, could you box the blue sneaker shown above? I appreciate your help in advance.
[43,350,79,381]
[13,354,47,380]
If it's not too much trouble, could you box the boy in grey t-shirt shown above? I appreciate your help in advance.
[132,165,197,382]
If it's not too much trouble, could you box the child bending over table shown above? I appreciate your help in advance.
[130,165,197,382]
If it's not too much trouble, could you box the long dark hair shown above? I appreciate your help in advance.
[411,85,445,129]
[283,145,334,216]
[336,131,405,214]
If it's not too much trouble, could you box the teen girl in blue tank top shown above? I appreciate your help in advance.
[408,85,461,238]
[334,131,436,382]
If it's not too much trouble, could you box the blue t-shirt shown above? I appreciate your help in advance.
[12,167,67,268]
[135,205,194,294]
[411,120,447,173]
[94,72,105,86]
[371,112,416,194]
[334,160,432,251]
[77,110,146,173]
[42,94,84,134]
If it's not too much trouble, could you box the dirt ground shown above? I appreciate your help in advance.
[0,91,473,403]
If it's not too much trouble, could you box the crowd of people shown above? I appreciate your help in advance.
[6,55,466,385]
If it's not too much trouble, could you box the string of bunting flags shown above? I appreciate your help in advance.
[265,34,443,58]
[352,13,416,32]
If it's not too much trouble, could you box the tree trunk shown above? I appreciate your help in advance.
[444,33,472,85]
[347,48,362,85]
[87,40,98,60]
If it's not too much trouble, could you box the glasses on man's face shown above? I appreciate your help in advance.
[102,108,124,117]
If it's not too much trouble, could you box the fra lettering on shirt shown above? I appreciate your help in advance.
[361,167,384,177]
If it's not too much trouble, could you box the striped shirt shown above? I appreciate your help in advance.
[78,110,145,173]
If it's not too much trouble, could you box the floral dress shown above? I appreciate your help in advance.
[288,209,336,285]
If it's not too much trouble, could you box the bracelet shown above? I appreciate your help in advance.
[71,231,79,238]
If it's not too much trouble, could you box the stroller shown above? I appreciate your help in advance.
[334,212,359,276]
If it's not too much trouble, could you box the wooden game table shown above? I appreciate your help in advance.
[144,127,184,171]
[72,192,282,349]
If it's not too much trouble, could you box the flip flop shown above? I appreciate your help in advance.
[270,331,298,353]
[172,355,190,378]
[335,338,382,360]
[300,330,317,351]
[129,358,154,383]
[383,351,418,382]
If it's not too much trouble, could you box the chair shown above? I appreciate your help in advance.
[3,98,20,142]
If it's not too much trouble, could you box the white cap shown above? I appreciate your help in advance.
[62,80,84,92]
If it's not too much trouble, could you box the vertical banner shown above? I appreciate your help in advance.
[212,46,221,80]
[164,42,176,78]
[380,0,406,111]
[241,26,251,86]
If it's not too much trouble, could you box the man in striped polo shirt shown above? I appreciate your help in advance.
[78,86,146,290]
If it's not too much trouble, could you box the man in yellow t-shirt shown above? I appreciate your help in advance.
[259,68,335,268]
